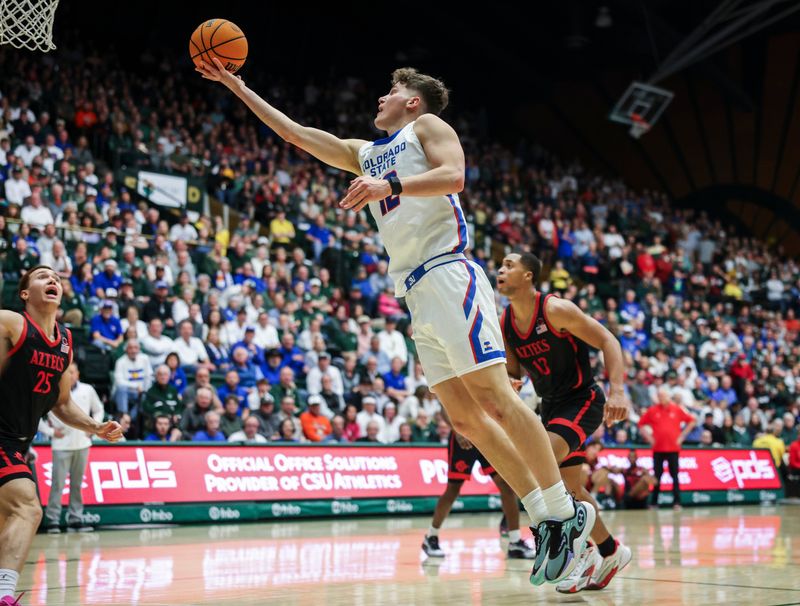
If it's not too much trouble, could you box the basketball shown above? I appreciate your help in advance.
[189,18,247,73]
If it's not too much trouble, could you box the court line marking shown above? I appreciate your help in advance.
[620,575,800,593]
[505,565,800,592]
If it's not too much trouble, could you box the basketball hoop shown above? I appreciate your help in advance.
[609,81,671,139]
[0,0,59,52]
[628,113,651,139]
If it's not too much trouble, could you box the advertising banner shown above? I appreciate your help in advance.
[33,445,781,508]
[34,445,499,506]
[596,447,782,491]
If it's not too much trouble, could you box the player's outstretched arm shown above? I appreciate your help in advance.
[545,297,629,425]
[340,113,465,211]
[51,371,123,441]
[196,58,365,175]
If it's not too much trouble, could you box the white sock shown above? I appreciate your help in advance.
[0,569,19,599]
[521,487,548,525]
[427,525,439,538]
[541,481,576,520]
[508,529,521,542]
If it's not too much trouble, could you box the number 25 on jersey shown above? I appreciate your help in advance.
[33,370,54,394]
[380,170,401,216]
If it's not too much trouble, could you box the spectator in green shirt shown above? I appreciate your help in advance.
[179,387,215,440]
[129,261,152,300]
[220,394,244,438]
[142,365,182,432]
[411,409,435,443]
[59,277,85,326]
[4,237,38,278]
[327,311,357,354]
[782,412,799,446]
[271,366,304,408]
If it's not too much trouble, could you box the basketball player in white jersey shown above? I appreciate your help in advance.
[198,58,605,584]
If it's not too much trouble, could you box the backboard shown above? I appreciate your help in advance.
[609,81,674,139]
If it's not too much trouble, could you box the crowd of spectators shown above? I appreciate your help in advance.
[0,43,799,478]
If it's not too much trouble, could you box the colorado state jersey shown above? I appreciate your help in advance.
[502,292,593,402]
[0,312,72,449]
[358,120,468,295]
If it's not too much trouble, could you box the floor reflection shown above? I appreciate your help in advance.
[23,506,797,605]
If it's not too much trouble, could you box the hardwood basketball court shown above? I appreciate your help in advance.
[20,504,800,605]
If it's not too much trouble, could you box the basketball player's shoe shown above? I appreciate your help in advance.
[507,539,535,559]
[0,592,25,605]
[421,535,445,558]
[529,523,549,585]
[529,499,596,585]
[555,543,602,593]
[67,521,94,533]
[499,515,508,537]
[587,540,632,590]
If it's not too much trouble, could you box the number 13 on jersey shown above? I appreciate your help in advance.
[380,170,401,216]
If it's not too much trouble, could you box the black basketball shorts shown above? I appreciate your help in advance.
[447,432,495,481]
[0,441,34,488]
[541,384,606,468]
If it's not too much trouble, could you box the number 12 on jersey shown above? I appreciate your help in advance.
[380,170,401,216]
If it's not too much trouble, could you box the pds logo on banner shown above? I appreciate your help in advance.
[91,449,177,503]
[711,452,776,489]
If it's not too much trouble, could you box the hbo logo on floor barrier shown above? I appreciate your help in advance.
[271,503,302,517]
[331,501,359,515]
[140,508,174,523]
[386,499,413,513]
[209,506,241,521]
[81,512,101,525]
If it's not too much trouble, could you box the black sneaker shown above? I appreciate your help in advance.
[543,500,596,583]
[421,534,445,557]
[499,515,509,537]
[67,523,95,533]
[531,524,542,555]
[46,524,61,535]
[530,522,550,585]
[507,539,535,559]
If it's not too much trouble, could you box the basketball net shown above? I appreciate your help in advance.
[0,0,59,52]
[628,112,651,139]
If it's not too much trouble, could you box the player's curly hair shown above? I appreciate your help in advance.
[391,68,449,115]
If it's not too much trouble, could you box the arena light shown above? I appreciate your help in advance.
[595,6,612,28]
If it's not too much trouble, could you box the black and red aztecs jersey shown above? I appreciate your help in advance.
[502,292,593,403]
[0,311,71,450]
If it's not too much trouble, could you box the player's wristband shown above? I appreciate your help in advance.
[386,175,403,196]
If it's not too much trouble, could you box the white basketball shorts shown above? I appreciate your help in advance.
[405,258,506,389]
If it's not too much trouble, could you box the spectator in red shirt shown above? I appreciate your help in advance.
[784,309,800,334]
[730,353,755,392]
[789,435,800,498]
[636,245,656,278]
[654,252,673,285]
[638,387,696,510]
[343,403,360,442]
[74,101,98,129]
[300,395,332,442]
